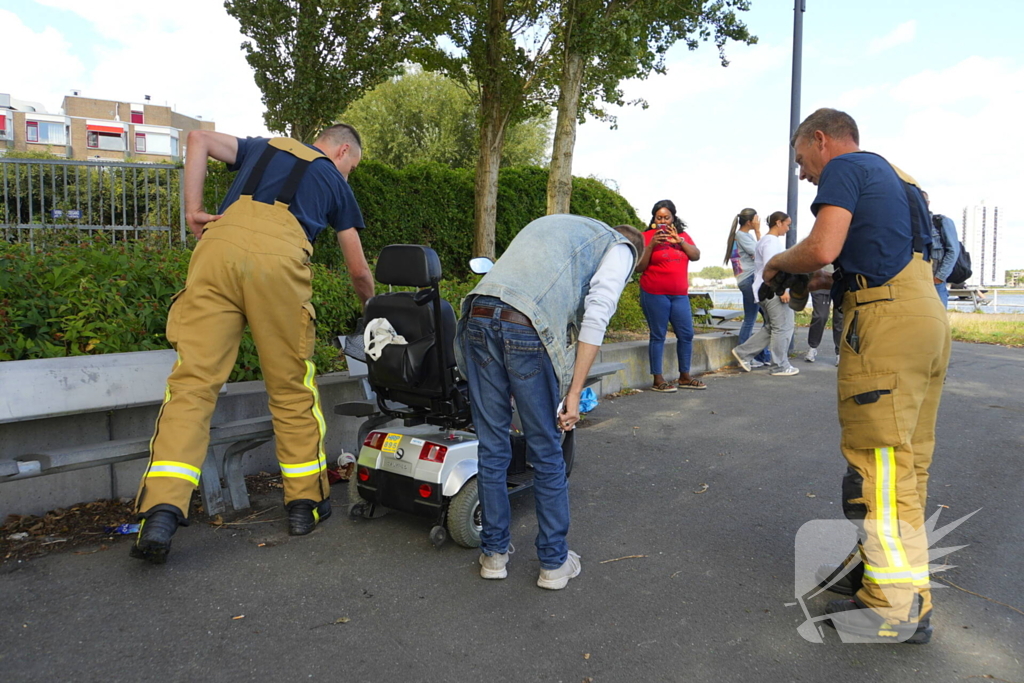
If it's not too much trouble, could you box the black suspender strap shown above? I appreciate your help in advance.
[240,144,280,197]
[896,178,928,255]
[276,159,312,206]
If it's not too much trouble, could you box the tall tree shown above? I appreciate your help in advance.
[414,0,558,258]
[545,0,756,214]
[226,0,413,142]
[342,67,552,169]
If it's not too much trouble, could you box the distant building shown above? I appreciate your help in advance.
[1006,270,1024,288]
[0,91,214,163]
[960,203,1004,287]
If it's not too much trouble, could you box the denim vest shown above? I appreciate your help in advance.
[457,214,637,397]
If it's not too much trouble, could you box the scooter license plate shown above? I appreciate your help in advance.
[379,433,413,475]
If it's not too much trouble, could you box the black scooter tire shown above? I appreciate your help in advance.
[447,478,482,548]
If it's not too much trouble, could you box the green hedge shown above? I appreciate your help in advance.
[1,162,646,379]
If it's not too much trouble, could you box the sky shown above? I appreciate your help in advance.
[3,0,1023,273]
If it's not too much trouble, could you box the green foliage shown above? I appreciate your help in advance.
[343,67,552,169]
[311,161,641,277]
[225,0,414,142]
[696,265,732,280]
[609,282,647,332]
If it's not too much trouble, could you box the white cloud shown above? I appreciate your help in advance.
[0,9,85,112]
[867,20,916,56]
[19,0,271,135]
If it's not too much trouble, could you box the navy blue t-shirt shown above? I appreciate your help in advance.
[811,151,931,289]
[218,137,364,242]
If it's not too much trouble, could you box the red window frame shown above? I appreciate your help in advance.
[26,121,39,142]
[135,132,146,153]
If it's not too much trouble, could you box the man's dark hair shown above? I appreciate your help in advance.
[612,224,645,268]
[317,123,362,150]
[791,108,859,147]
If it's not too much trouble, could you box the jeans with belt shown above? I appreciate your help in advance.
[458,296,569,569]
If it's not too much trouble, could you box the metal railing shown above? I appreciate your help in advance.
[1,157,186,247]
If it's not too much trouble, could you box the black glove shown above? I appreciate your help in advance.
[757,271,811,302]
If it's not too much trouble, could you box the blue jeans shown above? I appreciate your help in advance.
[640,291,694,376]
[738,278,771,363]
[459,297,569,570]
[935,283,949,307]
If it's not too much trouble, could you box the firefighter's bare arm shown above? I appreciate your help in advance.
[336,228,375,307]
[184,130,239,238]
[763,205,852,287]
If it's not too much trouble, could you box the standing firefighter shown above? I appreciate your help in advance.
[763,108,950,643]
[131,126,374,564]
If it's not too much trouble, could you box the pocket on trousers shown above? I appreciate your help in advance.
[838,372,906,449]
[165,288,187,347]
[467,329,493,369]
[505,337,543,380]
[300,302,317,359]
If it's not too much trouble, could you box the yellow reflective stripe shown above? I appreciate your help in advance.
[304,360,327,465]
[874,447,910,569]
[146,460,201,486]
[313,508,321,523]
[146,355,179,466]
[280,456,327,478]
[863,563,929,586]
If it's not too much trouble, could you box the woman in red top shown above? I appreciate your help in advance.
[636,199,704,391]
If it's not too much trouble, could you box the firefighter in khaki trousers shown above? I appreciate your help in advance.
[131,125,374,564]
[764,109,950,644]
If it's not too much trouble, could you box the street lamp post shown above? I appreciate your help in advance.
[787,0,806,248]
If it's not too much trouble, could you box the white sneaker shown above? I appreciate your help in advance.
[771,365,800,377]
[731,348,751,372]
[479,545,514,579]
[805,348,818,363]
[537,550,581,590]
[835,355,841,367]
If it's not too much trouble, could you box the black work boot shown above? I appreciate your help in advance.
[815,559,864,595]
[287,499,332,536]
[825,596,933,644]
[129,504,186,565]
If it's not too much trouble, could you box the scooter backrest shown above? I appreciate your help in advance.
[375,245,442,287]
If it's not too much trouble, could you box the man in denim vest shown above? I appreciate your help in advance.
[457,215,642,589]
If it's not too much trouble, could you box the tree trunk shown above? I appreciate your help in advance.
[474,86,505,259]
[546,51,585,216]
[472,0,508,259]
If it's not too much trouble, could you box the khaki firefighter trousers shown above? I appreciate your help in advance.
[837,253,951,623]
[135,197,329,517]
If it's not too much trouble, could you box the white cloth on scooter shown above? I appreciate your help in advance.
[364,317,408,361]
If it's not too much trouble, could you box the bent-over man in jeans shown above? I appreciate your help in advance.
[456,215,642,589]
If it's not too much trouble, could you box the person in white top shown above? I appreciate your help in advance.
[731,211,799,376]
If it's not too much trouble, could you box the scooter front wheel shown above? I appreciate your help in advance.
[447,478,482,548]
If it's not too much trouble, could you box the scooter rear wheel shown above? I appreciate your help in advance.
[447,478,482,548]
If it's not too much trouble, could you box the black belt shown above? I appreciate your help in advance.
[470,305,533,328]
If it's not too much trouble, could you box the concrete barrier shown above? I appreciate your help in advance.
[0,332,738,519]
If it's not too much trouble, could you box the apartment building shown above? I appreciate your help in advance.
[0,92,214,162]
[960,203,1005,287]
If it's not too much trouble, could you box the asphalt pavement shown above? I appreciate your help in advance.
[1,339,1022,683]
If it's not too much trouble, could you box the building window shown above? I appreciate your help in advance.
[137,132,173,155]
[131,110,144,124]
[26,120,66,145]
[87,130,125,151]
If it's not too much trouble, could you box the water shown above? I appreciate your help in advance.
[700,290,1024,315]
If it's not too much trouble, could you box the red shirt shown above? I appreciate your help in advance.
[640,229,695,296]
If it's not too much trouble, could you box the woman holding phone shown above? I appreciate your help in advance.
[636,199,704,391]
